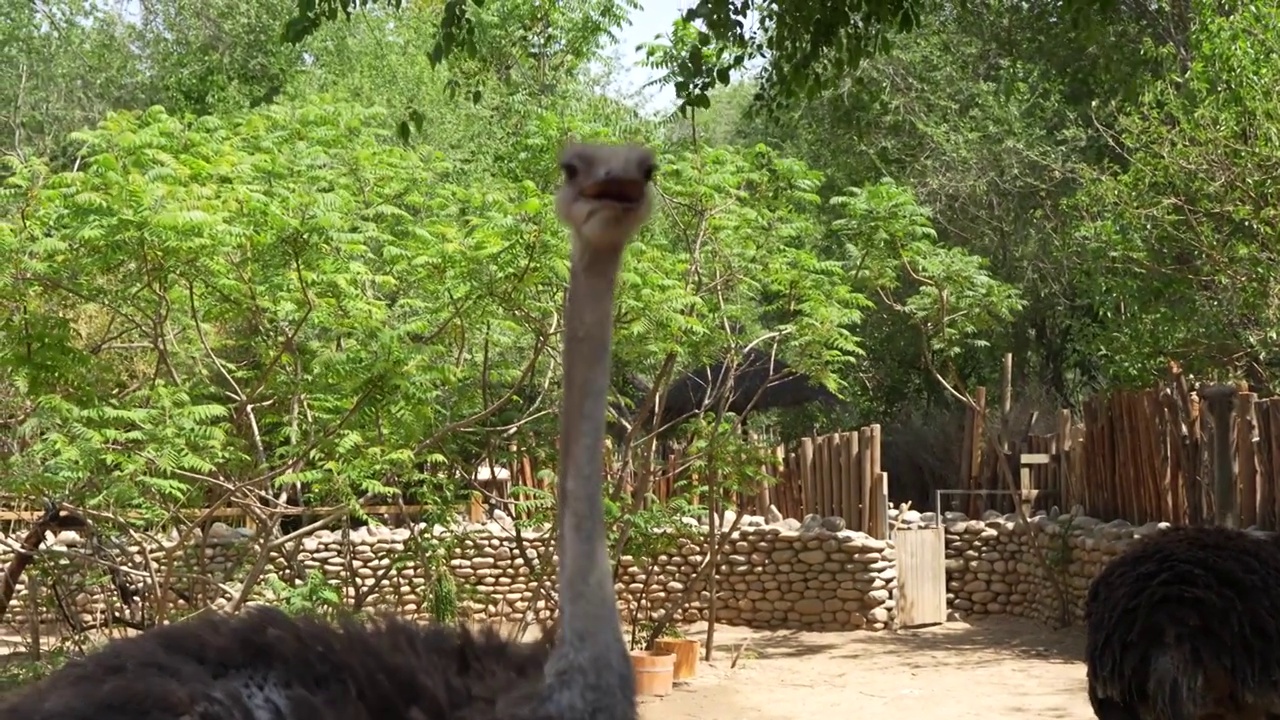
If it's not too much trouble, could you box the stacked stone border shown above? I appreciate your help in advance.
[0,508,1165,632]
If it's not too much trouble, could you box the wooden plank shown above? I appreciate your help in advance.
[870,424,882,479]
[1144,389,1163,522]
[829,432,839,516]
[1089,394,1105,518]
[1057,409,1073,505]
[838,432,851,529]
[1160,392,1184,524]
[969,387,987,517]
[895,526,947,628]
[829,430,839,520]
[859,427,873,534]
[1238,392,1259,528]
[814,434,827,517]
[799,437,815,517]
[871,471,889,539]
[869,424,883,527]
[1125,392,1142,522]
[1095,394,1110,519]
[1256,402,1275,531]
[789,449,802,519]
[1271,401,1280,530]
[1084,396,1101,516]
[1175,367,1203,524]
[1127,391,1148,522]
[959,398,976,510]
[1019,455,1034,517]
[848,431,863,532]
[1020,453,1052,465]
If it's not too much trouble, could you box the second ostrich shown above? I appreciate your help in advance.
[1085,524,1280,720]
[0,142,658,720]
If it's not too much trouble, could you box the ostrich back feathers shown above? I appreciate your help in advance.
[1085,525,1280,720]
[0,606,557,720]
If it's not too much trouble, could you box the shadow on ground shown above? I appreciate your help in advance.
[706,628,847,660]
[702,615,1085,668]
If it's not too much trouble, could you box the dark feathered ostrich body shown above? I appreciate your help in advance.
[1085,525,1280,720]
[0,142,659,720]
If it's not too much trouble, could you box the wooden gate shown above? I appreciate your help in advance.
[894,526,947,628]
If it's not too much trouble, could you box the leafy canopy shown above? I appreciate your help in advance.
[0,91,1015,520]
[280,0,921,109]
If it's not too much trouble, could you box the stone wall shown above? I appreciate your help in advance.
[889,507,1166,624]
[0,508,1167,634]
[0,514,897,633]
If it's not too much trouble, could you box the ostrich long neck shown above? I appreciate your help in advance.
[544,143,653,718]
[556,245,624,647]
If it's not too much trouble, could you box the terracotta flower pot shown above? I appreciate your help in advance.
[653,637,700,680]
[630,649,675,697]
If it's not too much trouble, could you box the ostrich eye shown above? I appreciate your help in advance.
[640,161,656,183]
[560,161,580,182]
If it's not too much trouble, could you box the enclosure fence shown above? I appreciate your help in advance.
[961,365,1280,529]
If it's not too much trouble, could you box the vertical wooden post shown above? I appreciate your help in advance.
[1055,409,1072,509]
[1000,353,1013,442]
[1201,384,1240,528]
[1020,458,1033,518]
[799,437,815,517]
[869,424,882,481]
[1237,391,1259,528]
[859,427,873,534]
[1256,400,1275,530]
[871,472,889,540]
[848,432,863,531]
[841,432,856,529]
[1174,364,1203,524]
[1270,402,1280,530]
[788,450,801,519]
[830,433,844,522]
[27,572,40,663]
[1000,354,1015,515]
[869,424,882,522]
[770,444,784,516]
[968,387,988,517]
[960,399,976,508]
[816,434,830,517]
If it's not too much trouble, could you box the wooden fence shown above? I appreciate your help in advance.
[962,369,1280,529]
[763,426,888,538]
[479,425,890,538]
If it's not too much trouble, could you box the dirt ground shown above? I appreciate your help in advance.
[640,617,1093,720]
[2,615,1093,720]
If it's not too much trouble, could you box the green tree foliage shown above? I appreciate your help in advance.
[0,81,1010,522]
[1066,1,1280,385]
[708,17,1086,405]
[280,0,921,110]
[0,99,557,517]
[1,0,146,161]
[689,0,1277,404]
[18,0,1267,550]
[1,0,304,162]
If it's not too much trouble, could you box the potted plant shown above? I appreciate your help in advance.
[653,625,700,681]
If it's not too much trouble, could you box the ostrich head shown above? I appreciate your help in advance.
[536,142,657,720]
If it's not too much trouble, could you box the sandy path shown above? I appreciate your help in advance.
[640,617,1092,720]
